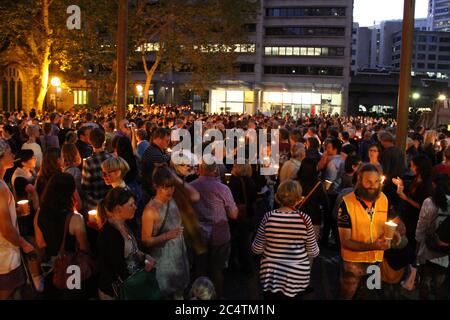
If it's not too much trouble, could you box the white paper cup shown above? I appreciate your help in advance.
[88,210,98,224]
[384,221,398,240]
[17,200,30,216]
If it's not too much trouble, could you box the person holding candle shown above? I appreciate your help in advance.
[337,164,401,300]
[0,140,35,300]
[97,187,155,300]
[141,166,199,299]
[37,172,92,299]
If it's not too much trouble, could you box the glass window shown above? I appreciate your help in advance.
[286,47,293,56]
[272,47,279,55]
[314,48,321,56]
[307,48,315,56]
[293,47,300,55]
[279,47,286,55]
[322,47,329,56]
[300,47,307,55]
[265,47,272,55]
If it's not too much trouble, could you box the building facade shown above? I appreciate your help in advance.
[428,0,450,32]
[134,0,354,116]
[392,30,450,81]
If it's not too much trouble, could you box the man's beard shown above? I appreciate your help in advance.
[356,185,381,202]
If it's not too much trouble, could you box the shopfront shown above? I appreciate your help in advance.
[210,89,254,114]
[261,90,342,116]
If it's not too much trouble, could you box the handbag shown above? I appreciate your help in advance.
[113,268,161,300]
[52,214,96,290]
[112,226,161,300]
[236,177,248,222]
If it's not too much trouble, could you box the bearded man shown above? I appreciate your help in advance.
[337,163,400,300]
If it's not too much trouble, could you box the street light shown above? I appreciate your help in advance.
[51,77,61,87]
[412,92,420,100]
[51,77,61,109]
[438,94,447,101]
[135,84,143,105]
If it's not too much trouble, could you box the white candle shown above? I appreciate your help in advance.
[17,200,30,216]
[88,210,97,223]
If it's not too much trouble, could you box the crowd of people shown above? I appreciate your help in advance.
[0,104,449,300]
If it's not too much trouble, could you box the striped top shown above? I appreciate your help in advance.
[252,209,319,297]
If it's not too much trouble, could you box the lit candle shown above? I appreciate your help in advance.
[324,180,333,191]
[225,173,232,183]
[384,220,398,240]
[17,200,30,216]
[88,210,98,224]
[381,175,386,184]
[167,148,172,153]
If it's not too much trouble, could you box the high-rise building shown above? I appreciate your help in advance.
[134,0,354,116]
[428,0,450,32]
[351,18,429,71]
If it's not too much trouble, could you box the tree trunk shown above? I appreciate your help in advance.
[142,47,162,108]
[34,0,51,111]
[35,49,50,111]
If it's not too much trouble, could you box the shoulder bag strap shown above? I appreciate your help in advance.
[58,214,72,255]
[240,177,248,206]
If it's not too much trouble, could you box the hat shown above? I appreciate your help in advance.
[0,139,9,158]
[15,149,34,163]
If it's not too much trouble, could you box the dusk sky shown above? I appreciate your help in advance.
[354,0,429,26]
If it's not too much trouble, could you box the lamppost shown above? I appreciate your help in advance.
[412,92,420,109]
[434,94,447,128]
[51,77,61,110]
[136,84,143,106]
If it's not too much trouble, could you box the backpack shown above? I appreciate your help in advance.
[425,209,450,255]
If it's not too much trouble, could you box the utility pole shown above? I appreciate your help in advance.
[116,0,128,127]
[396,0,415,153]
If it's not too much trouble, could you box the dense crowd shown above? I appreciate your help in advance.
[0,105,449,300]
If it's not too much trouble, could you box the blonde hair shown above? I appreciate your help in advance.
[275,180,302,207]
[424,130,437,148]
[101,156,130,179]
[232,163,252,177]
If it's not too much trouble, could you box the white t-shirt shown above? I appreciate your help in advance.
[22,142,42,170]
[0,180,21,274]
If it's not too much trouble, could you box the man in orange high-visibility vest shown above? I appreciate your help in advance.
[337,164,400,300]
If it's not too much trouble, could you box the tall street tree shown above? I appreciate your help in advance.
[130,0,259,107]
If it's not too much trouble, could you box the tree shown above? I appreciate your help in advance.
[0,0,116,110]
[130,0,259,107]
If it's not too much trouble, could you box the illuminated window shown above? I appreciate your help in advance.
[314,48,321,56]
[279,47,286,55]
[293,47,300,55]
[286,47,293,55]
[307,48,315,56]
[265,47,272,55]
[73,90,88,105]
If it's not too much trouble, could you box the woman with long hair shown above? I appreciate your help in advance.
[423,130,438,166]
[35,147,63,199]
[393,154,433,247]
[141,166,199,299]
[37,172,91,299]
[415,173,450,299]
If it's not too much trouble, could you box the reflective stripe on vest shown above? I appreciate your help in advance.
[340,192,388,263]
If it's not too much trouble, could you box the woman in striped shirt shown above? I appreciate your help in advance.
[252,180,319,300]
